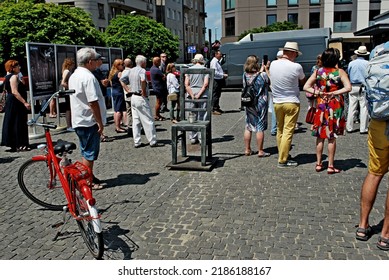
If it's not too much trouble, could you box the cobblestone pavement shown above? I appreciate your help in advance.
[0,91,388,260]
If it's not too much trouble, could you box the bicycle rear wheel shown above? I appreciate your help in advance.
[18,159,66,211]
[69,177,104,259]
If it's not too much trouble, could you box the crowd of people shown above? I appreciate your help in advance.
[1,40,388,251]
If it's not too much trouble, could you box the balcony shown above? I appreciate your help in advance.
[183,0,193,10]
[333,21,352,32]
[108,0,151,13]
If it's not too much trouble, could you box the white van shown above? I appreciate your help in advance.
[220,28,334,87]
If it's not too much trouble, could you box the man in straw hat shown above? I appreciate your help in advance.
[346,45,370,134]
[269,42,305,168]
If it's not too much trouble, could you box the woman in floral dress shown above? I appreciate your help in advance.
[243,55,270,157]
[303,48,351,174]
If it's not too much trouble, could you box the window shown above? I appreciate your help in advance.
[369,10,380,26]
[58,2,75,6]
[225,17,235,36]
[288,13,298,24]
[267,14,277,25]
[310,0,320,4]
[98,3,105,19]
[334,0,352,3]
[309,12,320,28]
[334,11,352,32]
[225,0,235,10]
[267,0,277,7]
[288,0,298,6]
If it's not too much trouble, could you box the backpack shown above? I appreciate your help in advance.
[241,73,260,107]
[365,42,389,121]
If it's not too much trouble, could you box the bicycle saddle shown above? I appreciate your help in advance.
[54,139,77,155]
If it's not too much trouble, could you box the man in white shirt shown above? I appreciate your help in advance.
[68,48,107,189]
[128,55,158,148]
[269,42,305,168]
[210,50,227,115]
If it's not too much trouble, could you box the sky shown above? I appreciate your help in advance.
[204,0,222,42]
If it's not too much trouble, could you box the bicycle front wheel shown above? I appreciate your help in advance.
[18,159,66,211]
[69,177,104,259]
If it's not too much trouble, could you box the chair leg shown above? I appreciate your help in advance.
[172,127,178,164]
[181,131,187,157]
[201,129,206,166]
[207,126,212,160]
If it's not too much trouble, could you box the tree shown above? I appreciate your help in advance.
[0,0,104,67]
[104,15,180,63]
[238,21,303,41]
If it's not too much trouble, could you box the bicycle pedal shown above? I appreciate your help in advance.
[51,222,64,228]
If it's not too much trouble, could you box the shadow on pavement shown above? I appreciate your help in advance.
[103,223,139,260]
[335,158,367,171]
[104,173,159,188]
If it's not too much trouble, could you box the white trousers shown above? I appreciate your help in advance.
[131,95,157,145]
[346,85,369,133]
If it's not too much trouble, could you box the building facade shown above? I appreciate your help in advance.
[222,0,389,44]
[46,0,206,62]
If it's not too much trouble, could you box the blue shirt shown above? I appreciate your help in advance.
[347,57,368,84]
[150,65,167,93]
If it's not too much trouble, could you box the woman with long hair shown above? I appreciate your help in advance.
[303,48,351,174]
[1,60,31,152]
[60,57,75,131]
[108,59,127,133]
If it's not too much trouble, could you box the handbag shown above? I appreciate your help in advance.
[305,106,316,124]
[0,89,7,113]
[167,91,178,101]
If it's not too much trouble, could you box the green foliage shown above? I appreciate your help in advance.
[104,15,180,62]
[238,21,303,41]
[0,1,104,65]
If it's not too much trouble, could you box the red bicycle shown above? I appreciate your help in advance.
[17,89,104,259]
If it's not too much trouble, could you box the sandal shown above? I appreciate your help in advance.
[17,146,31,152]
[258,152,270,158]
[48,114,57,118]
[377,236,389,251]
[91,183,104,190]
[101,135,114,142]
[327,166,340,174]
[355,226,372,241]
[154,116,166,121]
[315,163,323,172]
[244,149,253,156]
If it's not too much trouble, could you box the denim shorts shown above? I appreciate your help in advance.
[74,124,100,161]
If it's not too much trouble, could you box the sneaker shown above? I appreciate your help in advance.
[190,138,199,144]
[150,142,164,147]
[212,110,222,115]
[271,131,276,136]
[66,127,75,132]
[277,160,298,168]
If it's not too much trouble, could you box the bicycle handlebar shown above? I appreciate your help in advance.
[28,89,75,128]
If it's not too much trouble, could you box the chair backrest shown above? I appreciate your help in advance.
[178,67,215,121]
